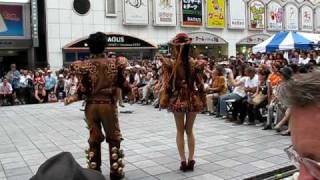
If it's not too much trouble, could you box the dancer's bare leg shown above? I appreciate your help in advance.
[185,112,197,161]
[174,112,186,161]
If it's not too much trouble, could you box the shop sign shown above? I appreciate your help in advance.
[0,39,32,47]
[188,32,227,44]
[315,6,320,32]
[228,0,246,29]
[238,34,270,45]
[153,0,177,26]
[123,0,149,25]
[181,0,203,27]
[31,0,38,47]
[0,4,24,36]
[106,34,154,48]
[285,3,299,31]
[267,1,283,31]
[207,0,225,28]
[300,5,313,32]
[248,0,266,30]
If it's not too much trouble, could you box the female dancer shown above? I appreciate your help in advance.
[160,33,207,172]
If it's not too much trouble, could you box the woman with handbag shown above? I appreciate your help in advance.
[247,66,271,126]
[159,33,206,172]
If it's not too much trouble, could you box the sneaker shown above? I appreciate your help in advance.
[255,123,264,127]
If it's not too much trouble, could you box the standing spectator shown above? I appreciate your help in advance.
[0,78,14,105]
[5,64,20,101]
[44,70,56,102]
[55,74,66,101]
[18,70,32,104]
[279,70,320,180]
[33,71,46,103]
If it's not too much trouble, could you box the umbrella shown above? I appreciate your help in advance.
[253,32,315,53]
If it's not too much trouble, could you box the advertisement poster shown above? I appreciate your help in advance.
[267,1,283,31]
[0,5,24,36]
[285,3,298,31]
[228,0,246,29]
[248,1,265,30]
[315,7,320,32]
[207,0,225,28]
[153,0,177,26]
[300,5,313,31]
[181,0,203,27]
[123,0,149,25]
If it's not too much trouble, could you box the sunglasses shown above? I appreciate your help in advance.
[285,145,320,179]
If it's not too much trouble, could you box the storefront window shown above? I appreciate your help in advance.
[78,52,90,60]
[106,0,117,16]
[65,53,76,62]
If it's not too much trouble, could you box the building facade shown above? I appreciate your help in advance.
[45,0,320,69]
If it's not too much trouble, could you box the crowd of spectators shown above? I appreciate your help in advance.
[1,50,318,136]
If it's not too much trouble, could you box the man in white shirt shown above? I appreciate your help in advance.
[298,52,310,65]
[18,70,32,104]
[0,78,14,105]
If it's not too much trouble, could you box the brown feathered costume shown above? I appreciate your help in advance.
[160,33,207,112]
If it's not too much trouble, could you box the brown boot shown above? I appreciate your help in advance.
[86,143,102,172]
[109,141,125,180]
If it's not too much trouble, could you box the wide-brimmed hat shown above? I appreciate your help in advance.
[30,152,105,180]
[171,33,192,45]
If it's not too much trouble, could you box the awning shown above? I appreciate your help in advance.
[253,32,316,53]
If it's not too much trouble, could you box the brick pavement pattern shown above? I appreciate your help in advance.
[0,102,292,180]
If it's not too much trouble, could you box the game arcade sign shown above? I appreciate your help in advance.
[181,0,203,27]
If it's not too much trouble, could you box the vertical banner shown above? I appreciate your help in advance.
[181,0,203,27]
[228,0,246,29]
[153,0,177,26]
[315,7,320,32]
[248,0,265,30]
[285,3,299,31]
[31,0,39,47]
[267,1,283,31]
[207,0,225,28]
[0,5,24,36]
[123,0,149,25]
[300,5,313,32]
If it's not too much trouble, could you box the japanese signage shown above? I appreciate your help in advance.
[267,1,283,31]
[0,5,24,36]
[315,7,320,32]
[188,32,227,44]
[181,0,203,27]
[300,5,313,32]
[228,0,246,29]
[248,1,265,30]
[31,0,39,47]
[285,3,298,31]
[207,0,225,28]
[153,0,177,26]
[238,34,270,45]
[123,0,149,25]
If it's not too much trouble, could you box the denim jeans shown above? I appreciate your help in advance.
[218,93,242,116]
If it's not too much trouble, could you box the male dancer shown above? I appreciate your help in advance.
[65,32,131,180]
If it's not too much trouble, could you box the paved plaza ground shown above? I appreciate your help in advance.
[0,102,292,180]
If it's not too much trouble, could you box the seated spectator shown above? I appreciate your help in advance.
[33,71,46,103]
[299,52,310,65]
[217,64,247,121]
[206,66,227,116]
[247,66,270,126]
[65,73,78,97]
[142,73,158,105]
[241,67,259,125]
[279,70,320,180]
[0,78,14,105]
[265,66,293,130]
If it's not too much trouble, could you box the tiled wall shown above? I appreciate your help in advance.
[45,0,268,69]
